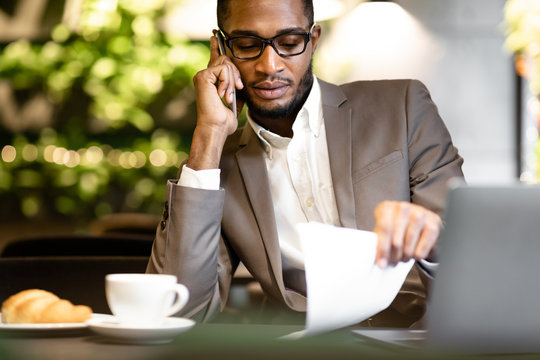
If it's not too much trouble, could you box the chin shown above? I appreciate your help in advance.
[255,99,290,112]
[248,101,298,120]
[247,96,291,113]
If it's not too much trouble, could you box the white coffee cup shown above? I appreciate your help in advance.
[105,273,189,326]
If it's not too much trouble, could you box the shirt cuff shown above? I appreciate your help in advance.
[178,164,221,190]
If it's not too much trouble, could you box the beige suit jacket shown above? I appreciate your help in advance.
[147,78,464,326]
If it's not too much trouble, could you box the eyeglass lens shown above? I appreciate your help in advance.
[230,34,308,59]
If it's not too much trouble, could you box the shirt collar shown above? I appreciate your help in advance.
[247,76,322,160]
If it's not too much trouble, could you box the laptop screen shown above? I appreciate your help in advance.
[426,182,540,353]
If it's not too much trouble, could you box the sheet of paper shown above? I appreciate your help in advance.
[290,222,414,337]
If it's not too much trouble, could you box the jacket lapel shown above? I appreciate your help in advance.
[235,127,286,291]
[319,79,357,229]
[235,126,308,310]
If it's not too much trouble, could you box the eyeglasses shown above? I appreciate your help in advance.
[219,24,315,60]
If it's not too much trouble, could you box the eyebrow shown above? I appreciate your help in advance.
[229,26,308,37]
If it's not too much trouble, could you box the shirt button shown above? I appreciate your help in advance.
[305,197,314,207]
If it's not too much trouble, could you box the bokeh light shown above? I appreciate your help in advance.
[21,197,40,217]
[22,145,39,162]
[86,146,104,164]
[149,149,167,167]
[1,145,16,163]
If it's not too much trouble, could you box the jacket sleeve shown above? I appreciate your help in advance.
[406,79,464,216]
[146,180,236,322]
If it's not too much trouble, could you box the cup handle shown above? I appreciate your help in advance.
[164,283,189,317]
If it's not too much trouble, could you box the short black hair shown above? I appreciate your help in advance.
[217,0,314,30]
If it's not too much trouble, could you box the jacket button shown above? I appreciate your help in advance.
[160,220,166,231]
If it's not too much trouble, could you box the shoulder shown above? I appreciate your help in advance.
[321,78,436,121]
[340,79,427,98]
[318,77,428,102]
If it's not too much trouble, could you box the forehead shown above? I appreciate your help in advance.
[223,0,308,35]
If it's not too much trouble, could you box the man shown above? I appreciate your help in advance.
[147,0,464,326]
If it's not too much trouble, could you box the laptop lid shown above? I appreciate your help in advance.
[426,182,540,353]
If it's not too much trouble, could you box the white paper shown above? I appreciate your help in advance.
[291,222,414,337]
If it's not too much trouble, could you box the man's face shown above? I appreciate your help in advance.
[221,0,320,121]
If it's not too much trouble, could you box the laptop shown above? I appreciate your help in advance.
[353,181,540,353]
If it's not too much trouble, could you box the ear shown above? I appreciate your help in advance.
[310,24,322,54]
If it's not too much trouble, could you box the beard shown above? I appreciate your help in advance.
[238,62,314,121]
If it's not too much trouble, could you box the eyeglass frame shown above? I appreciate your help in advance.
[217,24,316,60]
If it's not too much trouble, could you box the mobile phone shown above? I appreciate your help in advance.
[213,29,237,118]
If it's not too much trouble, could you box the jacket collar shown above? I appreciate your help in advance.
[318,79,356,229]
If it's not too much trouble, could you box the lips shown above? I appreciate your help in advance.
[252,81,289,100]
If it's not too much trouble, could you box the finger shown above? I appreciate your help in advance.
[373,201,395,268]
[414,213,441,260]
[225,59,243,103]
[209,36,220,65]
[226,64,236,104]
[402,207,425,261]
[389,202,410,265]
[208,37,243,104]
[215,65,231,99]
[233,65,244,90]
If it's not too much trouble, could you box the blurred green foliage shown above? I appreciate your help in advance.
[504,0,540,95]
[503,0,540,180]
[0,0,210,222]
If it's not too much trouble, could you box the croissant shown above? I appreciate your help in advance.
[1,289,92,324]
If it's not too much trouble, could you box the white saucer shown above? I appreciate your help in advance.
[87,315,196,344]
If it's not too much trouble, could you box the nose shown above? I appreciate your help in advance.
[254,44,285,76]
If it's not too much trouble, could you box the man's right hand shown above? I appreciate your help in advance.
[187,36,244,170]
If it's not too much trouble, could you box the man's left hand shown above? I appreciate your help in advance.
[373,201,442,268]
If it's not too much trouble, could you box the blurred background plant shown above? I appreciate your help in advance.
[504,0,540,94]
[503,0,540,180]
[0,0,211,225]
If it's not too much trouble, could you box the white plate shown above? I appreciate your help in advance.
[0,313,107,332]
[87,315,196,344]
